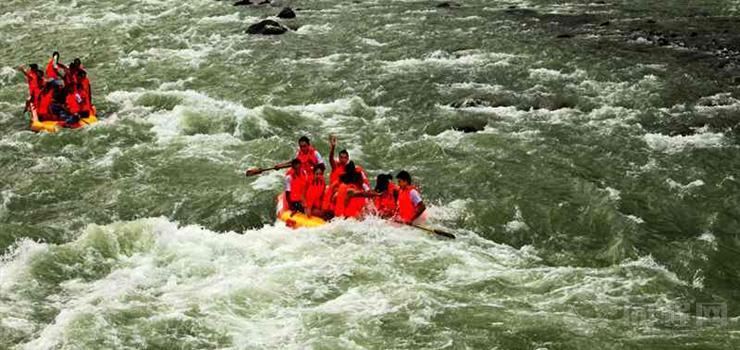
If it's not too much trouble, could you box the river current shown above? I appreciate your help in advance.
[1,0,739,349]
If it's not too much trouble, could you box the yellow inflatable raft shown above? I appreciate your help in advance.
[275,193,326,228]
[27,105,98,133]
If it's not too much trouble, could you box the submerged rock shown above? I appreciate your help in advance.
[246,19,289,35]
[436,2,460,8]
[277,7,296,19]
[234,0,270,6]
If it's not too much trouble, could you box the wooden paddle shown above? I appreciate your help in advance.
[408,223,456,239]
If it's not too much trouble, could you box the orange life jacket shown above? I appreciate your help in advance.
[397,185,421,223]
[37,89,54,119]
[335,183,366,219]
[80,76,91,106]
[330,163,369,187]
[45,58,60,80]
[66,90,82,115]
[25,70,42,104]
[373,183,398,218]
[285,168,307,203]
[296,146,320,174]
[304,175,326,211]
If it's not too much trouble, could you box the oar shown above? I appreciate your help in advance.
[245,163,290,177]
[408,223,456,239]
[245,167,272,177]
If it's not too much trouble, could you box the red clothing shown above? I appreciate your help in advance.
[397,185,421,223]
[373,183,398,218]
[296,146,321,174]
[304,175,326,212]
[285,168,308,203]
[335,183,366,219]
[37,89,54,119]
[80,76,91,106]
[45,58,60,80]
[330,163,369,187]
[24,70,42,106]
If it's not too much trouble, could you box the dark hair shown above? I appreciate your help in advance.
[52,51,59,58]
[344,161,356,174]
[73,58,81,66]
[339,149,349,157]
[298,136,310,144]
[375,174,391,192]
[396,170,411,183]
[290,158,301,167]
[77,70,86,78]
[340,161,362,185]
[29,63,39,71]
[314,163,326,172]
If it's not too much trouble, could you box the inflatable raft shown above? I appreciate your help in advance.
[275,193,326,228]
[26,105,98,133]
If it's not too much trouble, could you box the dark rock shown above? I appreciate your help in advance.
[507,5,517,9]
[646,19,656,24]
[436,2,460,8]
[556,33,573,38]
[234,0,252,5]
[690,32,698,37]
[277,7,296,18]
[246,19,288,35]
[452,125,485,133]
[657,37,669,46]
[599,21,610,26]
[234,0,269,5]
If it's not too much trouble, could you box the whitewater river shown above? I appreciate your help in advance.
[1,0,739,348]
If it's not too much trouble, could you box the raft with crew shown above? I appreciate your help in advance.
[18,52,97,133]
[247,135,453,238]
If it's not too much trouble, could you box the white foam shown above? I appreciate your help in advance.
[644,130,725,154]
[296,24,333,35]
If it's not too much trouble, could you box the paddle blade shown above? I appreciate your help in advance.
[245,168,263,177]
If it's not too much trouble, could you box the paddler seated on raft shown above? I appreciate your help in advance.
[333,161,373,219]
[284,158,308,214]
[394,170,426,224]
[328,135,369,187]
[17,64,44,111]
[45,51,68,87]
[369,173,398,219]
[304,163,330,219]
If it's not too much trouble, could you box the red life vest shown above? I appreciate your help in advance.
[304,175,326,211]
[80,76,91,106]
[45,58,60,80]
[285,168,307,203]
[335,183,366,218]
[37,90,54,119]
[373,183,398,218]
[296,146,320,174]
[397,185,421,223]
[66,91,82,115]
[330,163,369,187]
[25,70,41,103]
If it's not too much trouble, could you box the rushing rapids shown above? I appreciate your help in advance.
[1,0,739,348]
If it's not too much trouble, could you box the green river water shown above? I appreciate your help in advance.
[1,0,739,349]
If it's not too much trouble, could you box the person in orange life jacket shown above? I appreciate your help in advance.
[17,64,44,110]
[395,170,426,224]
[333,161,372,219]
[371,174,398,219]
[37,84,55,121]
[75,65,92,108]
[45,52,68,87]
[328,135,368,186]
[304,163,328,218]
[284,158,309,213]
[50,84,77,125]
[66,74,91,119]
[271,136,325,175]
[64,58,80,87]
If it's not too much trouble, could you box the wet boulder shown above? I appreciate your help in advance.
[277,7,296,19]
[246,19,289,35]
